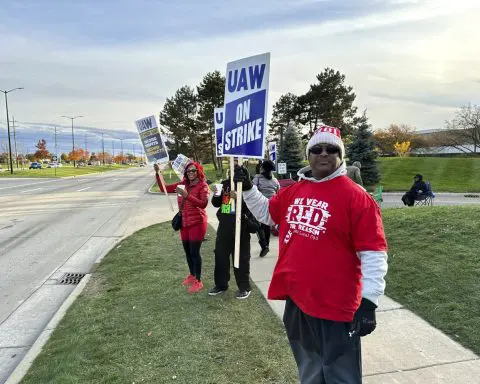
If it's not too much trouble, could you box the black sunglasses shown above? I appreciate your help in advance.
[309,145,339,155]
[186,169,198,174]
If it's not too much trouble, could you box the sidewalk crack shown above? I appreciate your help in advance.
[363,357,480,377]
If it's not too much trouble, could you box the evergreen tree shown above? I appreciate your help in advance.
[196,71,225,170]
[159,86,200,160]
[346,113,380,186]
[269,93,298,159]
[280,124,304,179]
[298,67,358,137]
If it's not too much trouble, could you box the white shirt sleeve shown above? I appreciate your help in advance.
[242,186,275,226]
[357,250,388,306]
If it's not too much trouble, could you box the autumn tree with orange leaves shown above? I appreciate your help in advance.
[68,148,89,162]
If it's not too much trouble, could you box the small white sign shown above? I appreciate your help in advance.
[171,154,191,178]
[277,162,287,175]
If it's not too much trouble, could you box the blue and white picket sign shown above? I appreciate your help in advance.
[214,107,224,157]
[135,115,169,164]
[222,52,270,159]
[268,141,277,164]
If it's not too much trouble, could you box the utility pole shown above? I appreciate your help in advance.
[1,87,24,174]
[101,133,105,165]
[61,115,83,167]
[120,139,124,164]
[54,126,58,160]
[10,116,18,168]
[132,143,135,162]
[112,140,115,163]
[54,126,58,177]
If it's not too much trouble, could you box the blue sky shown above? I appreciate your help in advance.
[1,0,409,44]
[0,0,479,155]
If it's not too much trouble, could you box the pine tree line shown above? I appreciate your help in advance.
[160,67,380,185]
[269,68,379,185]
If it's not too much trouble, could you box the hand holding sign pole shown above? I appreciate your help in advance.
[158,166,175,212]
[223,53,270,268]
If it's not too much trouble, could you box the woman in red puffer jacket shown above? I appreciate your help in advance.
[154,161,209,294]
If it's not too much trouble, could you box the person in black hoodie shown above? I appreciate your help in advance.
[401,174,428,206]
[252,160,280,257]
[208,177,256,299]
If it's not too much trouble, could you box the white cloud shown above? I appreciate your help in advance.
[0,0,479,137]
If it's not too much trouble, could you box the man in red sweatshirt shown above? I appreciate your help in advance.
[234,125,388,384]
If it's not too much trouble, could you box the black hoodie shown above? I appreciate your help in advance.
[211,179,253,232]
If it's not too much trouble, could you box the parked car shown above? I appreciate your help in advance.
[47,162,62,168]
[279,178,296,189]
[29,162,42,169]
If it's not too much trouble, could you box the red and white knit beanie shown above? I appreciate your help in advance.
[306,125,344,160]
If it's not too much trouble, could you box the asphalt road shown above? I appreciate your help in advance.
[0,167,175,382]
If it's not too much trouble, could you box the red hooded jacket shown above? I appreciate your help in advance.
[156,162,209,228]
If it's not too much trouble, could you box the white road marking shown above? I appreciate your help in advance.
[77,187,91,192]
[21,187,43,193]
[0,179,57,191]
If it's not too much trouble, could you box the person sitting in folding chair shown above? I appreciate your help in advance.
[401,174,427,207]
[414,181,435,206]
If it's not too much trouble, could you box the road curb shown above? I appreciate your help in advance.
[5,275,92,384]
[147,181,160,194]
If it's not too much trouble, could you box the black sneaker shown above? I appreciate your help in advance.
[235,290,251,300]
[259,247,269,257]
[208,286,227,296]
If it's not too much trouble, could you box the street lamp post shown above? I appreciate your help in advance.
[101,133,105,165]
[10,116,19,168]
[54,125,58,177]
[1,87,24,174]
[61,115,83,167]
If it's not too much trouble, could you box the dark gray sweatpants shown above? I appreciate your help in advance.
[283,298,362,384]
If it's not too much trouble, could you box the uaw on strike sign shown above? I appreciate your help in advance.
[214,107,224,157]
[222,53,270,159]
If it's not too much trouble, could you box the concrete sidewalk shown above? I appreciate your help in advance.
[205,204,480,383]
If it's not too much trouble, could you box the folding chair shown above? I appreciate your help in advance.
[414,181,435,206]
[370,185,383,207]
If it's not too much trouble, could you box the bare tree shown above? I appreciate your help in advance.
[443,104,480,153]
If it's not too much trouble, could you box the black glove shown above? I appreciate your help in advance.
[233,165,253,191]
[350,298,377,337]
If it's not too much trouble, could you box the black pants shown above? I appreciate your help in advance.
[283,298,362,384]
[182,241,202,280]
[401,192,415,206]
[257,223,271,249]
[214,226,251,292]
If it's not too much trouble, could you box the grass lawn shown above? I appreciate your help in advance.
[21,223,298,384]
[0,164,133,178]
[150,157,480,193]
[378,157,480,192]
[383,205,480,355]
